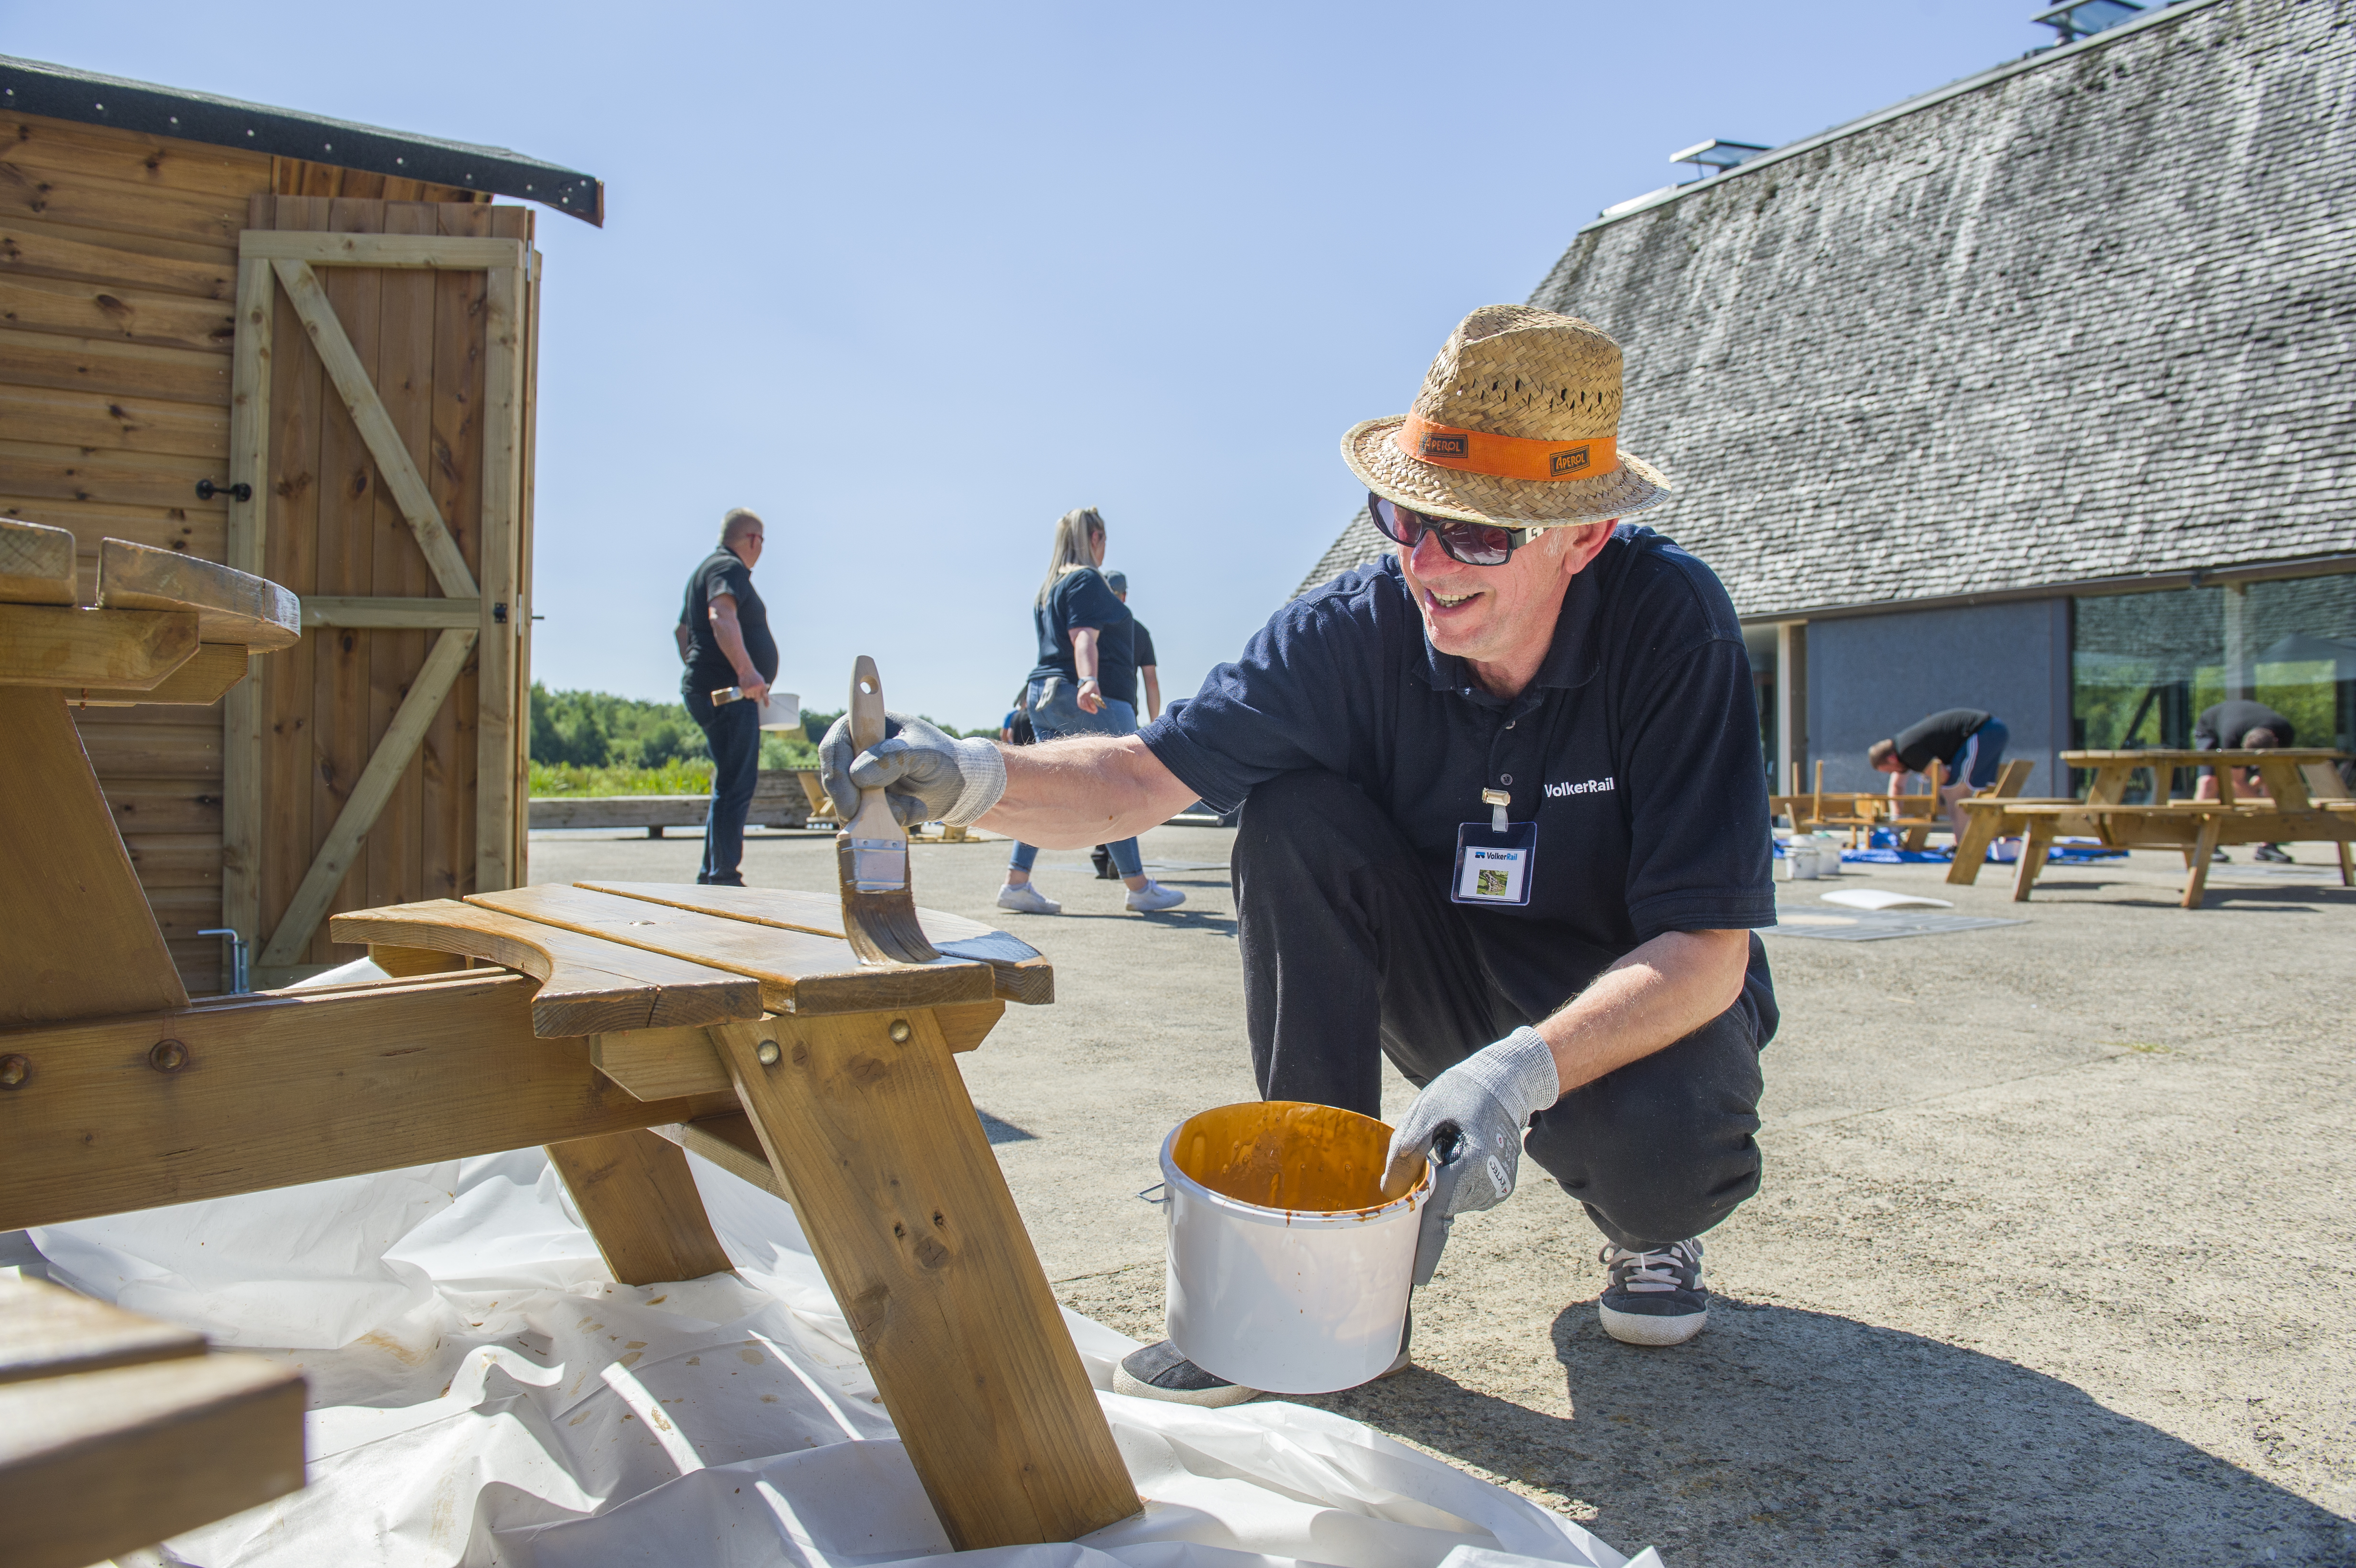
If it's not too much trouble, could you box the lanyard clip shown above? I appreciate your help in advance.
[1481,787,1511,834]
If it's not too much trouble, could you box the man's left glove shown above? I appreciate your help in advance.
[1383,1027,1560,1218]
[819,710,1007,829]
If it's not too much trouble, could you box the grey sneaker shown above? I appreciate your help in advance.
[1113,1340,1259,1407]
[1598,1239,1709,1346]
[996,882,1062,915]
[2255,844,2293,863]
[1125,879,1187,913]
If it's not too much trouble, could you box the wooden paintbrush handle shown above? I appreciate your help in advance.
[850,655,886,753]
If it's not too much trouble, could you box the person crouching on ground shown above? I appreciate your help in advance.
[821,305,1778,1404]
[994,507,1185,916]
[2194,698,2296,862]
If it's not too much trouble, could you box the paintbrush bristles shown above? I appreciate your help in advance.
[836,655,942,966]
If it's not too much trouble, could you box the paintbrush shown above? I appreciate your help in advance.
[836,655,942,965]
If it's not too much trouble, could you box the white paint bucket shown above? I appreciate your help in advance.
[1157,1101,1429,1395]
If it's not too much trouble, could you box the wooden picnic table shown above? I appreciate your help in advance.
[0,521,1138,1559]
[1951,747,2354,909]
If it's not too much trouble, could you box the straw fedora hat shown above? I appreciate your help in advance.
[1342,304,1673,528]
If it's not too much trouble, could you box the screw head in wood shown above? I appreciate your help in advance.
[888,1019,912,1044]
[755,1038,782,1067]
[149,1039,189,1073]
[0,1055,27,1089]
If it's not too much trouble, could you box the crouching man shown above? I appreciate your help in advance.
[823,305,1778,1405]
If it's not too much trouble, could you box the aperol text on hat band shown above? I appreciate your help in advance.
[1394,417,1621,483]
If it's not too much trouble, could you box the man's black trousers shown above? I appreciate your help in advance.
[684,686,760,886]
[1232,769,1771,1251]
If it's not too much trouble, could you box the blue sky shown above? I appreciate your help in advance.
[12,2,2054,726]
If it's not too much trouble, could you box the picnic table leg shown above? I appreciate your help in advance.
[1949,804,2000,885]
[2182,817,2224,909]
[546,1129,735,1286]
[2011,818,2055,901]
[712,1011,1139,1550]
[2338,838,2353,888]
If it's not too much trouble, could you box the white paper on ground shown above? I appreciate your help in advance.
[31,974,1641,1568]
[1818,888,1954,911]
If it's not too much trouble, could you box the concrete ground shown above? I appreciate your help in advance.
[528,824,2356,1566]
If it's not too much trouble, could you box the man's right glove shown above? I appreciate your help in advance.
[818,710,1006,828]
[1383,1026,1560,1217]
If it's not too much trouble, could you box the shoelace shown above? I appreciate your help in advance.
[1600,1240,1701,1294]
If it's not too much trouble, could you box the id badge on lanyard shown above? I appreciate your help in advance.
[1452,788,1536,907]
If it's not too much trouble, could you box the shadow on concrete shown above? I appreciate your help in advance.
[1295,1298,2351,1566]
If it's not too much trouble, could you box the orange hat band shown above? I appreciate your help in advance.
[1394,416,1619,483]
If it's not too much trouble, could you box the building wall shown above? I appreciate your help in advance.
[0,109,493,991]
[1805,598,2069,794]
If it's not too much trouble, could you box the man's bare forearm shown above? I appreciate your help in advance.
[1531,928,1751,1095]
[978,734,1196,848]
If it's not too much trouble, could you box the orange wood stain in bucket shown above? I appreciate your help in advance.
[1172,1101,1414,1213]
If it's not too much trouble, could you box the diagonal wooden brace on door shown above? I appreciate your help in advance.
[269,257,481,602]
[259,626,478,967]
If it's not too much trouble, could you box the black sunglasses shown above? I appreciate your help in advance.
[1367,492,1532,567]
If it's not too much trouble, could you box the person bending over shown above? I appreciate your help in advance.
[823,306,1775,1404]
[2194,699,2296,862]
[1868,708,2008,840]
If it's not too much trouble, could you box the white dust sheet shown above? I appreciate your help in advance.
[25,1131,1649,1568]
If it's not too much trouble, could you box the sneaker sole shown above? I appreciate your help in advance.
[1598,1302,1708,1347]
[1112,1364,1260,1407]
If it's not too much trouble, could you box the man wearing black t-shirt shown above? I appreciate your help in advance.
[2194,699,2296,862]
[676,508,777,887]
[1869,708,2007,838]
[823,306,1775,1397]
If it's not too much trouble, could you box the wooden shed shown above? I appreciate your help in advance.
[0,54,602,990]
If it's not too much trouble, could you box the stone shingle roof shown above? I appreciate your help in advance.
[1298,0,2356,613]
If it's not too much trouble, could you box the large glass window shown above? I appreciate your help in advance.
[2072,574,2356,798]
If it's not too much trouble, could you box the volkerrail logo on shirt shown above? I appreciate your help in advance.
[1545,777,1615,798]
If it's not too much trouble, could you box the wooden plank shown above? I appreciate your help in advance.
[545,1129,735,1286]
[306,202,382,969]
[0,686,187,1023]
[0,113,271,199]
[5,500,218,573]
[94,779,223,835]
[0,166,250,250]
[258,215,322,965]
[0,1277,203,1387]
[469,884,996,1016]
[475,259,524,894]
[653,1112,790,1203]
[578,881,1055,1006]
[220,255,270,939]
[0,220,236,301]
[268,257,478,599]
[0,323,230,405]
[298,593,479,628]
[96,537,297,648]
[591,1000,1007,1100]
[0,380,227,460]
[239,231,526,270]
[713,1012,1140,1548]
[330,897,763,1036]
[63,642,247,707]
[0,516,75,603]
[515,246,541,885]
[0,271,235,351]
[0,602,197,688]
[0,1352,305,1568]
[0,435,232,510]
[0,970,739,1230]
[365,202,441,921]
[258,627,476,967]
[118,830,229,889]
[77,711,219,774]
[423,205,488,907]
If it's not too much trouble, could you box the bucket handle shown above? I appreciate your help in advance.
[1411,1132,1467,1287]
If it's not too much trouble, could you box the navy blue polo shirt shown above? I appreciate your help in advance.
[1140,527,1776,1024]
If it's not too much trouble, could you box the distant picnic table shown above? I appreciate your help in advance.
[1951,748,2355,908]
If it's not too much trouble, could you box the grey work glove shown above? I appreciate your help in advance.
[1383,1027,1561,1217]
[819,710,1007,829]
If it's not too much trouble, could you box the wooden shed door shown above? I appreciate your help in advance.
[223,196,538,981]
